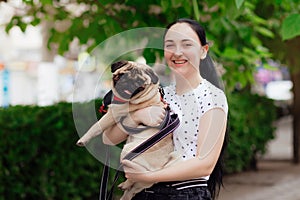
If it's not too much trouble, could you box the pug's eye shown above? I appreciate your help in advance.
[113,73,124,83]
[131,86,145,97]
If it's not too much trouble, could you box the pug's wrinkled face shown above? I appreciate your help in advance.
[111,61,158,100]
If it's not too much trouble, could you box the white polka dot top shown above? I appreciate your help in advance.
[163,79,228,160]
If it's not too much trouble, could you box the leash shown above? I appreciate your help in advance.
[99,109,180,200]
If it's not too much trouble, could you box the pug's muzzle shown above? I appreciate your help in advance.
[113,72,147,100]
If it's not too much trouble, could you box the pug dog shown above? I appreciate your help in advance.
[76,60,179,200]
[76,60,165,146]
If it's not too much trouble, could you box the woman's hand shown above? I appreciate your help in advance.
[131,106,166,127]
[122,160,153,183]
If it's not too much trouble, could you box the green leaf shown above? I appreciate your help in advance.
[101,0,116,5]
[19,22,27,32]
[58,36,70,55]
[143,48,157,64]
[255,26,275,38]
[5,21,14,33]
[250,36,262,46]
[56,8,69,20]
[249,14,268,25]
[161,0,170,12]
[40,0,52,5]
[192,0,200,20]
[263,63,278,70]
[223,47,241,59]
[183,0,192,15]
[171,0,182,7]
[281,13,300,40]
[224,0,242,19]
[235,0,244,9]
[31,18,41,26]
[220,17,232,31]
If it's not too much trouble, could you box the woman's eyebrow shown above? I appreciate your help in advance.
[182,39,194,42]
[164,39,194,43]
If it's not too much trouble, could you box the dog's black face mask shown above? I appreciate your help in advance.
[112,72,145,99]
[111,60,158,100]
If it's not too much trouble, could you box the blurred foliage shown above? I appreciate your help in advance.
[3,0,299,90]
[0,92,276,198]
[225,90,277,173]
[0,100,125,200]
[3,0,287,91]
[253,0,300,72]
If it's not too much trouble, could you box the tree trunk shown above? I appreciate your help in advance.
[286,37,300,164]
[291,72,300,163]
[41,21,56,62]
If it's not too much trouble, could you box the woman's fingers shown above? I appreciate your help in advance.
[122,160,148,174]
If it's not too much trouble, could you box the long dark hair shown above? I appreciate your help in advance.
[164,18,228,199]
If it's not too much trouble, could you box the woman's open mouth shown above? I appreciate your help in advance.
[173,60,188,64]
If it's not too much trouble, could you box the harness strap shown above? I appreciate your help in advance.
[99,110,180,200]
[99,145,110,200]
[119,106,171,134]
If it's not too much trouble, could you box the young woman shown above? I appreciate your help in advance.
[103,18,228,200]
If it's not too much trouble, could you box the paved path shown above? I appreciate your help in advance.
[219,161,300,200]
[218,116,300,200]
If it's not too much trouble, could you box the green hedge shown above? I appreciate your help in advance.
[0,91,276,198]
[225,90,277,173]
[0,101,105,200]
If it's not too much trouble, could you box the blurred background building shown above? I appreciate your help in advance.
[0,1,110,107]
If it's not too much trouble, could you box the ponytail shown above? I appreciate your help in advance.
[201,54,228,200]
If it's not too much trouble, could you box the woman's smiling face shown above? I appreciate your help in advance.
[164,23,208,76]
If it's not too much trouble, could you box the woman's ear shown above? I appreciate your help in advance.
[200,45,209,60]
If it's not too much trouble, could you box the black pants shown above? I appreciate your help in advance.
[132,183,211,200]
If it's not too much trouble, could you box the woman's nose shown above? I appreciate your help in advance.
[174,46,183,56]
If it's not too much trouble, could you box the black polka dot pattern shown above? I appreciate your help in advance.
[164,79,228,160]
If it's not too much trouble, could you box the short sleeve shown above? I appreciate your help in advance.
[198,82,228,115]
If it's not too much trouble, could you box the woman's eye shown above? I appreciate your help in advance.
[165,44,174,48]
[183,43,192,47]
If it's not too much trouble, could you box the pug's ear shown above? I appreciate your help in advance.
[145,68,159,84]
[111,60,128,73]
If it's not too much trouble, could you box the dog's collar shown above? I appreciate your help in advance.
[112,95,128,104]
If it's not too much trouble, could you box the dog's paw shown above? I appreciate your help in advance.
[118,180,133,190]
[76,139,86,147]
[120,195,131,200]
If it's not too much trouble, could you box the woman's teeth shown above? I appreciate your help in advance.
[173,60,186,64]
